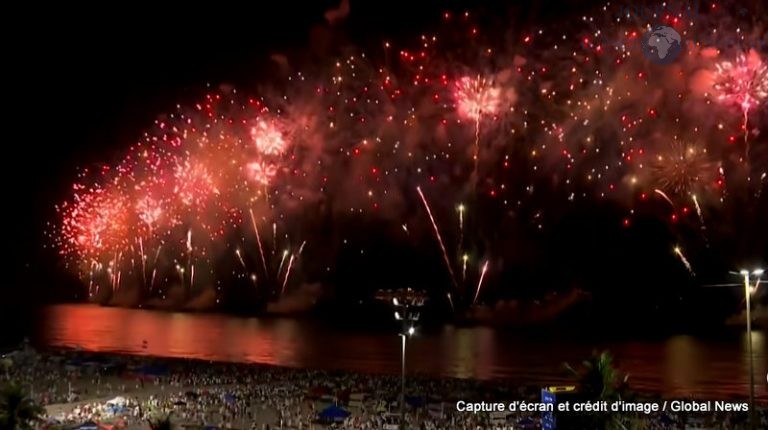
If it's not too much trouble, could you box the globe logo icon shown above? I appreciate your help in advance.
[641,25,683,65]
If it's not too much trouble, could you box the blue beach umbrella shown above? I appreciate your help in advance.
[71,421,100,430]
[318,405,351,421]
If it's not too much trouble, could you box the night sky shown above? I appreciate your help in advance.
[6,1,767,332]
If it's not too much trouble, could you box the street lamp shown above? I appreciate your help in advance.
[732,268,763,429]
[376,288,426,430]
[398,328,414,429]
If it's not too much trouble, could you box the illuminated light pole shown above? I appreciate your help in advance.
[376,288,426,430]
[733,268,763,429]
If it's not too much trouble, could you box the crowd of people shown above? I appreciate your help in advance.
[1,344,766,429]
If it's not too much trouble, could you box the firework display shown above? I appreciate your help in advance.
[714,54,768,132]
[49,1,767,310]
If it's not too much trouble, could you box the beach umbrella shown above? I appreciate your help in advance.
[405,395,425,408]
[318,405,351,422]
[104,405,124,415]
[71,420,100,430]
[106,396,126,406]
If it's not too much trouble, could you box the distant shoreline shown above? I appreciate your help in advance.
[34,300,768,332]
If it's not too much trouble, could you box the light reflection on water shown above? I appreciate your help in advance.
[37,304,767,402]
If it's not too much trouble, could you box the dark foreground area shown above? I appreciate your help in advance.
[2,343,767,429]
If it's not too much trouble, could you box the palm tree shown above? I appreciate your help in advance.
[0,383,45,430]
[146,413,173,430]
[565,350,633,430]
[0,359,11,381]
[565,350,629,402]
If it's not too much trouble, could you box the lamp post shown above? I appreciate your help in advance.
[734,268,762,429]
[376,288,426,430]
[399,327,411,429]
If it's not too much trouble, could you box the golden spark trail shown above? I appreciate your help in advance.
[248,208,269,276]
[674,246,695,276]
[113,252,122,292]
[457,204,465,255]
[235,248,247,270]
[138,237,147,287]
[272,223,277,255]
[472,260,489,305]
[178,266,185,291]
[277,249,289,276]
[692,195,704,225]
[88,261,95,297]
[743,107,749,143]
[473,108,481,182]
[186,229,193,291]
[281,254,295,295]
[149,245,162,290]
[110,254,116,292]
[470,74,484,187]
[692,195,708,245]
[654,189,675,209]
